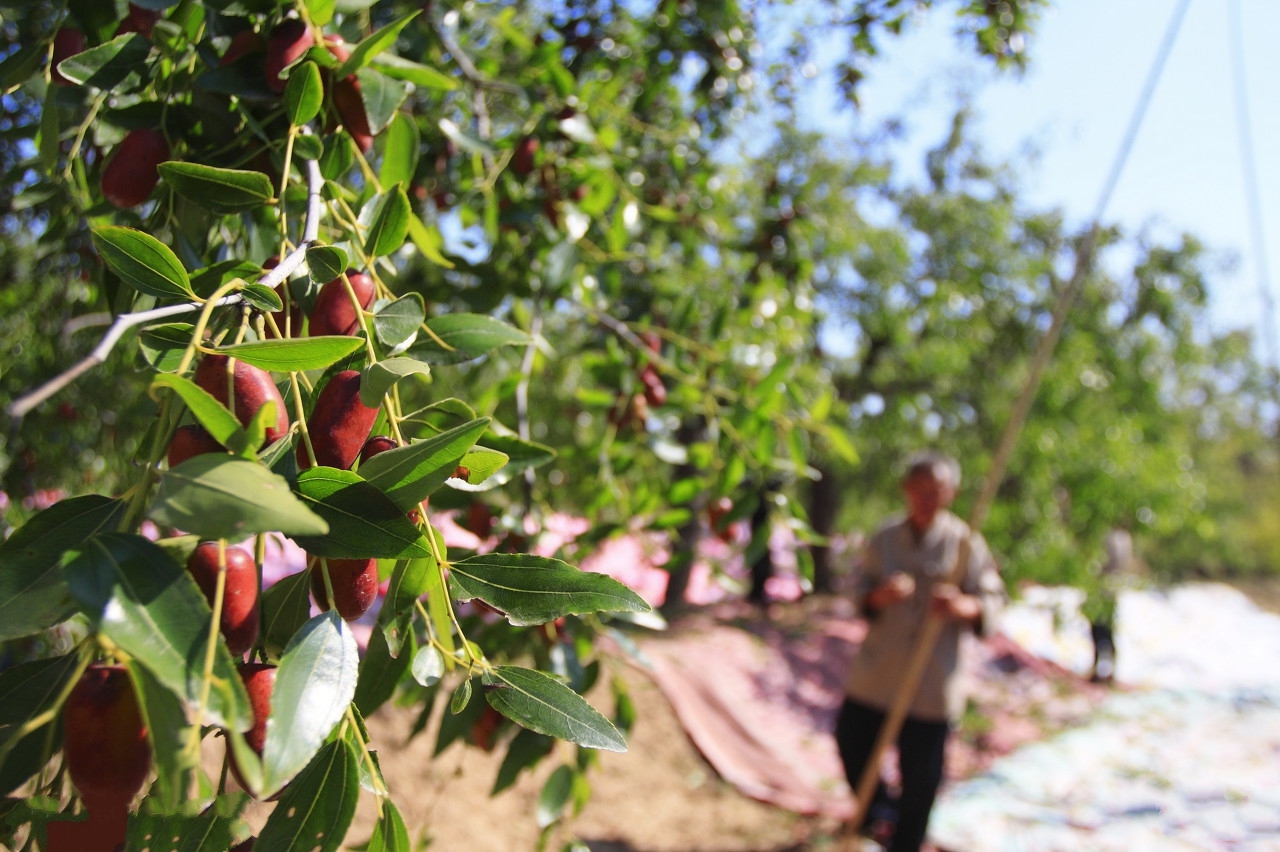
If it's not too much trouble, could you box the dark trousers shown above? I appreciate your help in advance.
[835,697,950,852]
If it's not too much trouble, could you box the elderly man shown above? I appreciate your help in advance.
[836,452,1005,852]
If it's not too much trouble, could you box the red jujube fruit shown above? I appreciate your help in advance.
[308,270,374,337]
[167,423,225,467]
[309,556,378,621]
[193,354,290,445]
[297,370,378,470]
[264,18,313,93]
[63,664,151,810]
[229,662,275,796]
[185,542,260,657]
[100,128,169,209]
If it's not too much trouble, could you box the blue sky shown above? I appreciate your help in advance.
[794,0,1280,373]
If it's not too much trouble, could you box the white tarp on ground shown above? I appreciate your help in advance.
[930,583,1280,851]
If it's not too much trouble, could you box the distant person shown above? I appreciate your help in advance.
[1083,527,1132,684]
[835,452,1005,852]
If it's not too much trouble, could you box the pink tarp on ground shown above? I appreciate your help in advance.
[632,599,1106,819]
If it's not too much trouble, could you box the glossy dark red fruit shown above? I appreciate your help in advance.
[707,496,735,543]
[114,4,160,38]
[186,543,260,657]
[332,76,374,152]
[639,363,666,407]
[50,27,85,86]
[100,128,169,209]
[229,663,275,795]
[220,28,264,67]
[298,370,379,470]
[63,664,151,810]
[512,135,538,176]
[264,18,314,93]
[359,435,398,464]
[320,38,374,152]
[309,556,378,621]
[308,269,374,337]
[167,423,225,467]
[193,354,290,445]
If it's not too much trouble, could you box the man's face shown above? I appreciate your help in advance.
[903,468,955,530]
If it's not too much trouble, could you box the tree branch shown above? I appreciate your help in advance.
[7,154,326,421]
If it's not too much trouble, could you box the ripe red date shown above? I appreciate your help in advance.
[298,370,379,470]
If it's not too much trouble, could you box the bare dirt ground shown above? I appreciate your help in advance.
[353,658,835,852]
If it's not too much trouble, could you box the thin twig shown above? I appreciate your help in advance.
[7,150,326,420]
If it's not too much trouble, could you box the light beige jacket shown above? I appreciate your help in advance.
[843,510,1005,724]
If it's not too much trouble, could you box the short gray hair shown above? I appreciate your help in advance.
[904,451,961,489]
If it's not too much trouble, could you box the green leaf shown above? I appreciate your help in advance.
[438,118,492,156]
[353,625,410,717]
[151,455,329,540]
[362,184,411,258]
[485,666,626,752]
[190,259,263,299]
[405,213,455,268]
[291,468,432,559]
[91,226,194,300]
[261,612,359,797]
[492,728,554,795]
[0,43,45,91]
[125,660,200,814]
[359,356,430,408]
[538,764,575,828]
[303,0,336,26]
[367,800,410,852]
[139,322,194,372]
[38,88,59,172]
[409,644,443,688]
[378,553,435,657]
[0,653,79,731]
[0,720,62,804]
[56,33,151,89]
[411,313,532,365]
[126,793,248,852]
[293,131,324,161]
[372,294,426,348]
[306,245,349,283]
[0,654,78,795]
[158,163,275,214]
[257,739,359,852]
[63,533,251,731]
[241,282,284,314]
[357,418,490,511]
[477,434,556,476]
[379,112,419,189]
[285,60,324,126]
[212,336,365,372]
[355,66,410,135]
[449,554,650,626]
[453,445,509,487]
[450,678,472,714]
[334,10,419,79]
[371,52,456,90]
[0,495,125,642]
[150,373,249,455]
[260,570,313,659]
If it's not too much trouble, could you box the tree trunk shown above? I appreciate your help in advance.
[808,462,840,594]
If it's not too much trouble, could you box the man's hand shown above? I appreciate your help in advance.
[930,583,982,623]
[866,574,916,611]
